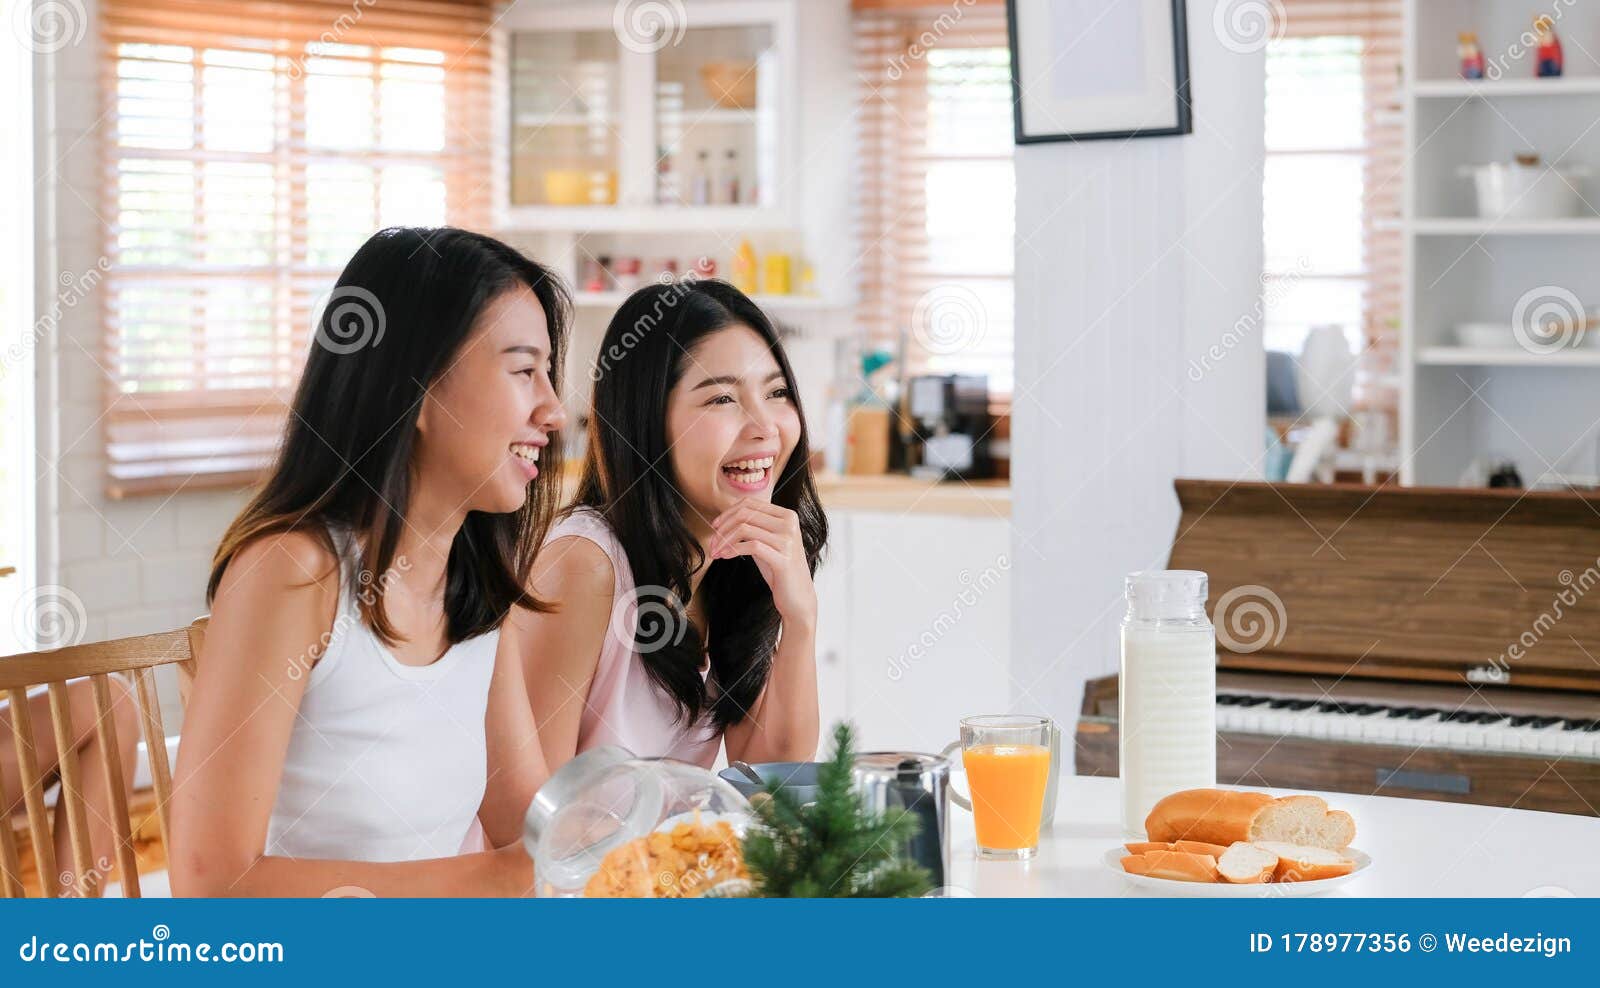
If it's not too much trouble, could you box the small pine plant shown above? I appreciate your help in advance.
[741,722,933,898]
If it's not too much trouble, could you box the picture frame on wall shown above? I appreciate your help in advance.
[1006,0,1193,144]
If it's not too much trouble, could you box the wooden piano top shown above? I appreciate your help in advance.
[1171,480,1600,693]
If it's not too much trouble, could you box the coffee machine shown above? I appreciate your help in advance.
[901,373,990,480]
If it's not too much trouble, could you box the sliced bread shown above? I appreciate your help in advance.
[1216,841,1277,884]
[1252,840,1355,882]
[1120,849,1220,883]
[1124,839,1230,858]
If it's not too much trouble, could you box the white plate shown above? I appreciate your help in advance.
[1104,846,1372,897]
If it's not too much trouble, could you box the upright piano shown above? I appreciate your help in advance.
[1076,480,1600,816]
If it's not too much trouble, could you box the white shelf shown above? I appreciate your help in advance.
[675,107,761,124]
[499,204,793,232]
[1412,77,1600,99]
[573,290,844,310]
[1417,346,1600,367]
[513,113,612,128]
[1410,217,1600,236]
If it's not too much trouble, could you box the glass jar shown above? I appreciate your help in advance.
[1119,570,1217,835]
[522,746,754,898]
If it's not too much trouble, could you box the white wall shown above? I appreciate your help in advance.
[1010,3,1266,738]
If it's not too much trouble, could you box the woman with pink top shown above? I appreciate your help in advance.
[502,279,827,772]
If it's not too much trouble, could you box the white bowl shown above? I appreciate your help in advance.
[1104,845,1373,897]
[1455,322,1517,348]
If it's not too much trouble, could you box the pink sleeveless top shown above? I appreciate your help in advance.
[545,508,722,768]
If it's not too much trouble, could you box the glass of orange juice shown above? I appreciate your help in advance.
[941,715,1053,860]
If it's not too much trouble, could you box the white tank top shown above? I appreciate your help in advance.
[265,528,499,862]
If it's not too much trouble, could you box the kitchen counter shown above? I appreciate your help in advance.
[946,776,1600,897]
[815,473,1010,518]
[559,464,1010,519]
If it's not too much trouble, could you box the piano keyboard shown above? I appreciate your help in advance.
[1216,693,1600,760]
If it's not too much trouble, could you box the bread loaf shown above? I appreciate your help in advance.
[1142,789,1275,845]
[1143,789,1355,850]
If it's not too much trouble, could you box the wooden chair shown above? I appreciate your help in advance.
[0,618,204,897]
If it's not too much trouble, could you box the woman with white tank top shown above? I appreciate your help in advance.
[170,228,570,896]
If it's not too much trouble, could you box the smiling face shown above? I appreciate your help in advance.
[664,324,801,534]
[415,286,566,516]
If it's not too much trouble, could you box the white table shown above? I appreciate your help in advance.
[946,776,1600,897]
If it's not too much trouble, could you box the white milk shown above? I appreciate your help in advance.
[1119,572,1217,835]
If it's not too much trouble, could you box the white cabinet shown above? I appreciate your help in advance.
[495,0,798,231]
[813,510,1012,755]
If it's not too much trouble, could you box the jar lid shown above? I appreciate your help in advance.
[523,746,667,892]
[852,752,949,780]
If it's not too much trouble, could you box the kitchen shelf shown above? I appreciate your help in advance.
[1417,346,1600,367]
[573,290,844,310]
[499,204,792,232]
[513,113,614,127]
[683,108,761,124]
[1412,77,1600,99]
[1403,0,1600,486]
[1409,217,1600,236]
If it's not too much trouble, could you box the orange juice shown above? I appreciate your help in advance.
[962,743,1050,850]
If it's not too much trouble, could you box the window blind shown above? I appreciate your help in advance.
[100,0,493,497]
[853,0,1013,395]
[1268,0,1403,350]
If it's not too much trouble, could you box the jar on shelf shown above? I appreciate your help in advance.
[522,746,754,898]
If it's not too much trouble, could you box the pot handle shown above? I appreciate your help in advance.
[939,740,971,811]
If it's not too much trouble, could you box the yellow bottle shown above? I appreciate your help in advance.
[762,253,791,295]
[732,240,759,295]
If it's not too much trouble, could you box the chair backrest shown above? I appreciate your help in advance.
[0,619,202,898]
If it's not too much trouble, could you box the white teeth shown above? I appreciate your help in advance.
[511,443,540,462]
[724,456,774,471]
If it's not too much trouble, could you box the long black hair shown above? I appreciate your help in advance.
[209,226,571,644]
[574,278,826,730]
